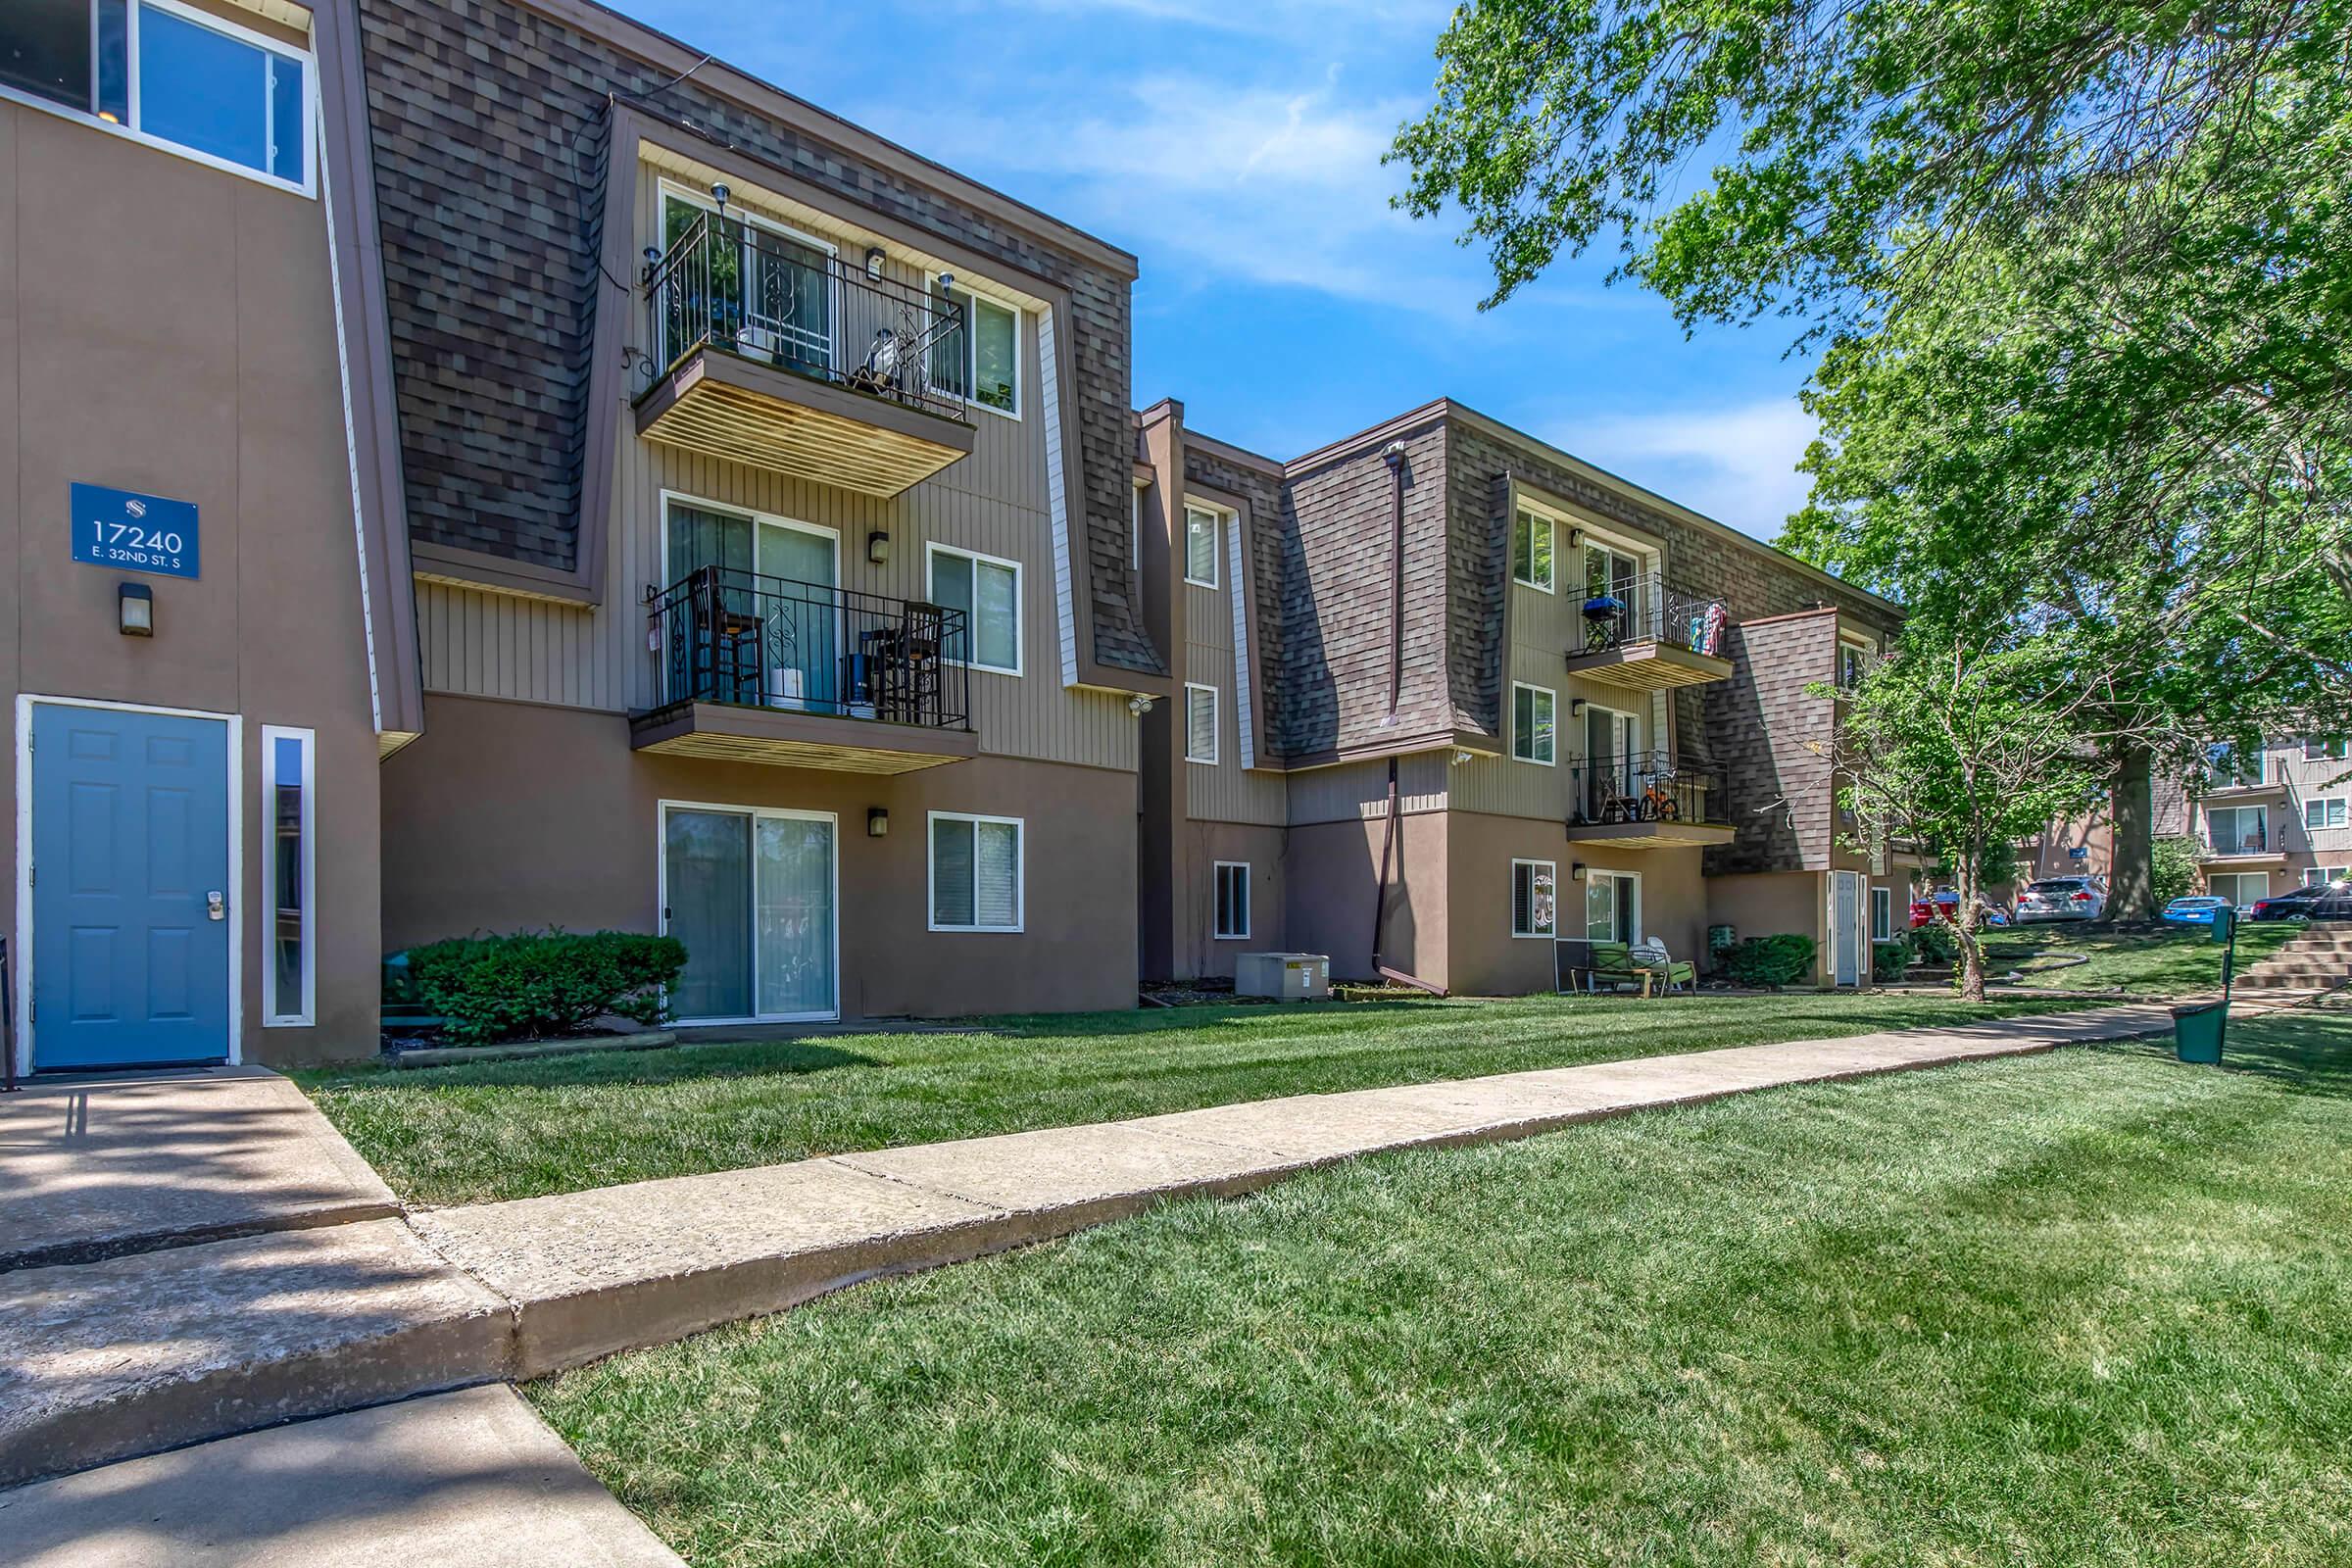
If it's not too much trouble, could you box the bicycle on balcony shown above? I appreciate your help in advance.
[1595,767,1684,825]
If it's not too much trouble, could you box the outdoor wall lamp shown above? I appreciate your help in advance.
[1570,698,1587,717]
[867,808,890,838]
[1128,694,1155,716]
[710,182,730,215]
[864,245,887,279]
[1570,861,1588,881]
[118,582,153,637]
[640,245,661,283]
[866,530,891,566]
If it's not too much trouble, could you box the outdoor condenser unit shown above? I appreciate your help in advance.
[1234,953,1331,1001]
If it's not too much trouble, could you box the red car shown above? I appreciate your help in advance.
[1910,890,2012,928]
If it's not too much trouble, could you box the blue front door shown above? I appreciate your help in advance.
[31,706,232,1069]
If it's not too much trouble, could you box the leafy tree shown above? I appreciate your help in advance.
[1391,0,2352,915]
[1824,636,2107,1000]
[2151,836,2201,906]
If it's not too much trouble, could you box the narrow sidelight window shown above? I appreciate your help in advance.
[1511,859,1556,938]
[1214,861,1250,940]
[1870,885,1892,943]
[930,812,1023,932]
[262,725,315,1026]
[930,281,1020,415]
[1512,508,1554,592]
[1511,682,1555,764]
[1185,505,1220,587]
[1186,682,1219,763]
[928,543,1021,675]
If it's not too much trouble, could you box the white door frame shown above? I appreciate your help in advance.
[656,798,840,1025]
[15,694,245,1075]
[1829,870,1864,987]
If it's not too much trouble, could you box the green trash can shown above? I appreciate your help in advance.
[2210,905,2235,944]
[2172,1001,2226,1064]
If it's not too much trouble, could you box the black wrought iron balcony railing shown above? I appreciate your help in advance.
[1574,573,1730,658]
[1568,751,1728,827]
[644,566,972,731]
[640,211,969,420]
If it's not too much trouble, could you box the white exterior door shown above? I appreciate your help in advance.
[1831,871,1863,986]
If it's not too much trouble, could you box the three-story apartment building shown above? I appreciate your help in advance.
[2191,737,2352,904]
[1134,399,1905,996]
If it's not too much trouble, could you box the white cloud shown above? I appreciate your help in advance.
[1569,400,1820,541]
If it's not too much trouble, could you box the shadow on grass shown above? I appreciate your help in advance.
[304,1040,879,1093]
[2094,1010,2352,1102]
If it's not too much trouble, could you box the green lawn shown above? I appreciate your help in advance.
[298,993,2089,1206]
[531,1012,2352,1567]
[1982,919,2300,991]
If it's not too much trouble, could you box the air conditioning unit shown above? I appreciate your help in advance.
[1234,953,1331,1001]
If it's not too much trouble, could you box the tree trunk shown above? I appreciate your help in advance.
[1953,863,1986,1002]
[2108,744,2155,922]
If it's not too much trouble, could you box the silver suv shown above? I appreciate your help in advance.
[2018,876,2107,923]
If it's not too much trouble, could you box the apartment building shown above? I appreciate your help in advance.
[1,0,419,1073]
[2190,737,2352,904]
[1134,400,1906,996]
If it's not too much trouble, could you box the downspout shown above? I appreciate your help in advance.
[1369,441,1445,996]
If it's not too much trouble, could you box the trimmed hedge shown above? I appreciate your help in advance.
[1723,934,1817,990]
[406,930,688,1046]
[1911,920,1960,964]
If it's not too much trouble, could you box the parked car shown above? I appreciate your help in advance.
[2249,882,2352,921]
[2162,895,2231,925]
[2017,876,2107,923]
[1910,889,2010,928]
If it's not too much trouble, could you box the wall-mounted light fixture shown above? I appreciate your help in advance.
[1128,694,1155,716]
[710,182,730,215]
[867,808,890,838]
[864,245,887,279]
[1569,698,1587,717]
[118,582,154,637]
[1450,750,1477,766]
[1568,528,1585,548]
[1570,861,1587,882]
[866,530,891,567]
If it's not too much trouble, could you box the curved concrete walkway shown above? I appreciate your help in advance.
[1,1001,2179,1502]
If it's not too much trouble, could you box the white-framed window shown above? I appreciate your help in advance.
[2306,797,2347,831]
[1837,638,1872,693]
[927,543,1022,676]
[1184,504,1221,587]
[1131,480,1148,574]
[2305,737,2350,761]
[1214,861,1251,940]
[1869,884,1893,943]
[1511,507,1556,592]
[2306,866,2348,888]
[0,0,316,194]
[1511,859,1557,938]
[1586,868,1642,943]
[930,277,1021,416]
[1510,682,1556,765]
[658,181,838,372]
[929,811,1023,932]
[1186,682,1219,763]
[261,724,315,1027]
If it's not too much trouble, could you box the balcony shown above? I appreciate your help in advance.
[2198,767,2287,804]
[631,567,980,773]
[1565,752,1737,848]
[1562,574,1734,691]
[2198,821,2286,869]
[634,212,976,498]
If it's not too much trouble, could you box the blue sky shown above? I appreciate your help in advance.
[610,0,1820,541]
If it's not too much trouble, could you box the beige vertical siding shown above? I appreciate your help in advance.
[1286,754,1450,825]
[417,154,1134,774]
[1183,570,1287,826]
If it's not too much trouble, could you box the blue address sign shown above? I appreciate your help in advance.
[72,483,200,579]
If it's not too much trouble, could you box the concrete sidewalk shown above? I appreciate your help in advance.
[0,1067,398,1271]
[0,1385,682,1566]
[3,1002,2178,1491]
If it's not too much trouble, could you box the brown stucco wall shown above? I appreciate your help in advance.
[1443,814,1707,996]
[382,695,1137,1018]
[0,102,385,1066]
[1172,821,1289,980]
[1284,808,1448,988]
[1702,869,1871,988]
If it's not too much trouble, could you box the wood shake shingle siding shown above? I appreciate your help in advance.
[353,0,1160,677]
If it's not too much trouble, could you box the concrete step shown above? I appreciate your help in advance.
[0,1219,511,1490]
[0,1385,682,1566]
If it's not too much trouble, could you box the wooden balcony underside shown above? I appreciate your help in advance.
[635,350,975,499]
[1562,641,1734,692]
[631,702,979,774]
[1566,818,1738,849]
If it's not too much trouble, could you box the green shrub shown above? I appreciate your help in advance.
[404,930,688,1046]
[1911,920,1960,964]
[2152,836,2200,907]
[1872,939,1913,980]
[1723,934,1818,990]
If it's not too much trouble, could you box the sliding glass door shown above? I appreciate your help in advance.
[662,805,837,1022]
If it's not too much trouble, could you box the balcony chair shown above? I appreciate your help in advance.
[884,600,949,724]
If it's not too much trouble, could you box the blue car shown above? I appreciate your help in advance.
[2163,896,2231,925]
